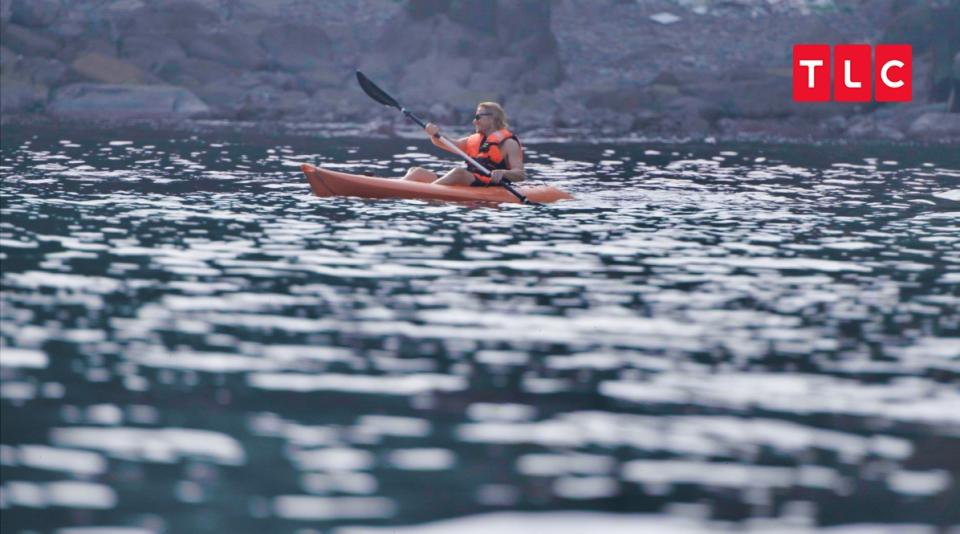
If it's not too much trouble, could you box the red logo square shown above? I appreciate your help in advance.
[834,44,871,102]
[875,45,912,102]
[793,44,830,102]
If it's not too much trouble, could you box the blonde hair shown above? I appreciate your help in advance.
[478,102,508,130]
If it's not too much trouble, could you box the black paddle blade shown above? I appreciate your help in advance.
[356,71,401,110]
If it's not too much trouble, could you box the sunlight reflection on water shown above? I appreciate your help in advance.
[1,123,959,532]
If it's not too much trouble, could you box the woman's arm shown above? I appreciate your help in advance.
[492,138,525,183]
[425,123,466,154]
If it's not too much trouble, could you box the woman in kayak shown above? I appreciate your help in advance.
[401,102,525,187]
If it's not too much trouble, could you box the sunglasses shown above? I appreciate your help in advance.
[473,113,493,120]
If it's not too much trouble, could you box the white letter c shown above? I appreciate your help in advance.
[881,60,905,88]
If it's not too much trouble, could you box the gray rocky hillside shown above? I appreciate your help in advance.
[1,0,958,140]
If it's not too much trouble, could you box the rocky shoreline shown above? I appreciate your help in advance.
[2,0,959,142]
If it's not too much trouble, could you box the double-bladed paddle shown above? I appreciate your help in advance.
[356,70,540,206]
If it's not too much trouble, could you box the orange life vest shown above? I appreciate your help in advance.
[464,128,521,184]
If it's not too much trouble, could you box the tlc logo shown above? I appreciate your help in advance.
[793,44,912,102]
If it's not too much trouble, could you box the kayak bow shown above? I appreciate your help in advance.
[301,164,573,204]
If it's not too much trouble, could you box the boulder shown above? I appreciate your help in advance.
[120,1,220,34]
[310,87,372,122]
[369,0,562,109]
[154,56,239,88]
[717,117,824,140]
[585,87,656,113]
[0,78,47,112]
[0,44,15,69]
[71,52,147,84]
[396,50,474,110]
[192,83,250,115]
[48,83,209,118]
[10,0,60,28]
[867,102,946,132]
[408,0,448,19]
[194,71,303,116]
[1,22,59,57]
[246,86,312,118]
[505,91,562,128]
[493,0,562,89]
[294,69,349,94]
[180,32,270,71]
[17,55,67,85]
[949,51,960,113]
[258,23,332,71]
[73,37,120,58]
[120,33,186,73]
[495,0,553,43]
[907,112,960,140]
[447,0,495,33]
[845,116,906,140]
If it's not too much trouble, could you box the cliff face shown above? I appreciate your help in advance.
[1,0,958,140]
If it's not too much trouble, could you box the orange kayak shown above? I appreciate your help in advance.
[301,164,573,204]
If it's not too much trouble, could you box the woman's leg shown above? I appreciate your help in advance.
[401,167,438,182]
[433,168,476,186]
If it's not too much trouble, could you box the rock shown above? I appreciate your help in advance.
[120,33,186,73]
[585,87,654,113]
[294,69,349,94]
[194,71,303,116]
[180,32,269,71]
[882,1,960,100]
[74,37,120,58]
[950,51,960,113]
[395,51,474,110]
[448,0,495,33]
[1,22,59,57]
[246,86,312,118]
[0,44,16,68]
[71,52,146,84]
[17,56,67,85]
[48,83,209,118]
[650,13,681,25]
[310,87,372,122]
[408,0,451,20]
[192,83,250,115]
[868,102,946,131]
[679,67,851,120]
[0,78,47,112]
[501,90,560,129]
[258,24,332,71]
[121,1,220,34]
[703,77,794,119]
[845,116,906,140]
[495,0,563,87]
[907,112,960,140]
[910,53,934,105]
[154,56,239,88]
[495,0,553,42]
[10,0,60,28]
[819,115,850,135]
[717,117,823,139]
[369,0,562,110]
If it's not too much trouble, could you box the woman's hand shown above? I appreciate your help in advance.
[489,169,508,184]
[424,123,440,138]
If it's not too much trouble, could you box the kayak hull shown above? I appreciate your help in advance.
[301,164,573,204]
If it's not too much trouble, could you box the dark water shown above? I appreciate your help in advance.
[1,122,959,533]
